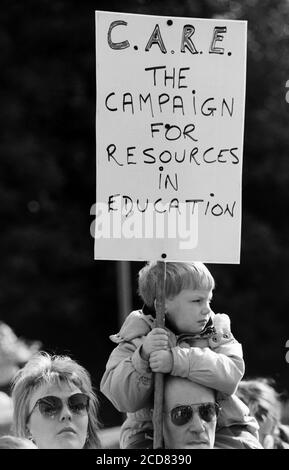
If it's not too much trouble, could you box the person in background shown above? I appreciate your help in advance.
[0,321,40,436]
[11,351,101,449]
[237,378,289,449]
[0,435,38,449]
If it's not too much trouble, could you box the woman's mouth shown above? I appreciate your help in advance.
[57,427,77,435]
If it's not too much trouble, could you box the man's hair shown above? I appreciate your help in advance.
[11,351,101,449]
[138,261,215,307]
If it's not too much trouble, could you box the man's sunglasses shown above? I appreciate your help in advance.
[28,393,89,420]
[169,402,221,426]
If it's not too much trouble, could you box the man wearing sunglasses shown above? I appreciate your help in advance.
[163,376,219,449]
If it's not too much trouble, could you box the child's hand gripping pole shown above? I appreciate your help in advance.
[153,261,166,449]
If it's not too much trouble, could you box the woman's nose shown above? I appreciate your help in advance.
[59,404,72,421]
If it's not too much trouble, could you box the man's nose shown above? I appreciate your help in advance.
[188,413,206,433]
[59,404,72,421]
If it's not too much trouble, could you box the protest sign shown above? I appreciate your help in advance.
[94,11,247,263]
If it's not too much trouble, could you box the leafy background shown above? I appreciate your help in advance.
[1,0,289,426]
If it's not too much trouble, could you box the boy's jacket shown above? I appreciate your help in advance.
[101,309,259,448]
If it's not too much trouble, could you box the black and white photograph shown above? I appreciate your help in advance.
[0,0,289,455]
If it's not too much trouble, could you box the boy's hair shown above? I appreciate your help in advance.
[138,261,215,307]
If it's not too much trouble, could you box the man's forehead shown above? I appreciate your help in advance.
[165,378,215,407]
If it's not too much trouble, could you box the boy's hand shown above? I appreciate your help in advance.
[149,350,173,373]
[141,328,169,360]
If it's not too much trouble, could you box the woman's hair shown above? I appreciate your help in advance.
[236,378,281,422]
[0,435,38,449]
[138,261,215,307]
[11,351,101,449]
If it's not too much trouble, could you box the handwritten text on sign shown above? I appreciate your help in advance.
[95,12,247,263]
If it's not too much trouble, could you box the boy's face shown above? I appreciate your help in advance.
[165,288,213,334]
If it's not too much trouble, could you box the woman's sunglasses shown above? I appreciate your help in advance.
[28,393,89,420]
[169,402,221,426]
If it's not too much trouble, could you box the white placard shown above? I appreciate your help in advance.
[94,11,247,263]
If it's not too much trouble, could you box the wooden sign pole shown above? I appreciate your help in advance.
[153,260,166,449]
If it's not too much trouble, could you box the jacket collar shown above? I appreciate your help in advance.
[142,305,214,338]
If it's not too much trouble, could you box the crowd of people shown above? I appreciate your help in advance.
[0,261,288,449]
